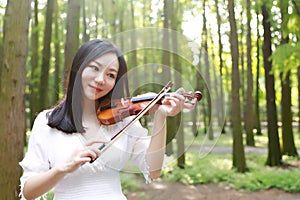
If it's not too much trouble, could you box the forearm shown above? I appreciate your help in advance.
[23,166,67,199]
[146,108,167,179]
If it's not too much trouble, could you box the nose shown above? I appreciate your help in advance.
[95,72,105,85]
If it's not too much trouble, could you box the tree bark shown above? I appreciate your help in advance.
[262,4,282,166]
[254,10,262,136]
[228,0,246,172]
[280,0,298,157]
[53,0,61,103]
[245,0,255,146]
[202,0,213,140]
[29,0,40,127]
[40,0,55,109]
[0,0,30,198]
[214,0,226,134]
[281,71,298,156]
[64,0,81,87]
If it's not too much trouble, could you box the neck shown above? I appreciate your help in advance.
[82,98,98,122]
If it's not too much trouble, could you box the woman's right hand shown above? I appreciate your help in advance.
[57,141,102,173]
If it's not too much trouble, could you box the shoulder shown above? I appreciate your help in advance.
[34,109,51,123]
[31,109,53,129]
[30,109,56,139]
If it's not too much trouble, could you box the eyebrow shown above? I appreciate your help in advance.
[93,60,119,73]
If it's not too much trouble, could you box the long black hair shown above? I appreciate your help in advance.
[47,39,129,133]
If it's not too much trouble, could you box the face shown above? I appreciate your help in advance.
[81,52,119,101]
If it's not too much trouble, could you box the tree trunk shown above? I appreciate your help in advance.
[262,4,282,166]
[170,1,185,168]
[214,0,226,134]
[254,10,262,136]
[64,0,81,87]
[0,0,30,198]
[202,0,213,140]
[281,71,298,156]
[40,0,55,109]
[162,0,175,158]
[245,0,255,146]
[82,0,89,43]
[53,0,61,103]
[280,0,298,157]
[29,0,40,127]
[298,66,300,133]
[228,0,246,172]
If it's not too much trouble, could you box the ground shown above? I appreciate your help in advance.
[126,175,300,200]
[126,145,300,200]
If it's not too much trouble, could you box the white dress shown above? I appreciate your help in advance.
[19,110,151,200]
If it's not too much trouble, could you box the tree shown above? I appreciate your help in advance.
[254,8,262,136]
[29,0,40,126]
[228,0,246,172]
[202,0,213,140]
[53,0,62,103]
[245,0,255,146]
[262,3,282,166]
[279,0,298,157]
[40,0,55,109]
[0,0,30,198]
[64,0,81,87]
[214,0,226,134]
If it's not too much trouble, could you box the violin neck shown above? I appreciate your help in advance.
[130,93,177,103]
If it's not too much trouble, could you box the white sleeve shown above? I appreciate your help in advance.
[19,111,50,199]
[127,120,152,183]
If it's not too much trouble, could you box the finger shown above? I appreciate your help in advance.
[175,87,185,94]
[85,140,106,146]
[81,149,98,161]
[89,146,102,156]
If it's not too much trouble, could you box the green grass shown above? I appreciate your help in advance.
[159,152,300,192]
[120,131,300,193]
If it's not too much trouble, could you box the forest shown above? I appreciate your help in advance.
[0,0,300,199]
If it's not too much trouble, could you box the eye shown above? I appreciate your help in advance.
[107,72,117,79]
[88,65,99,71]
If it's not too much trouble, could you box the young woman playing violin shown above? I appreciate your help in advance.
[19,39,198,199]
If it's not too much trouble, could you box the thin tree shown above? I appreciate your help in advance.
[214,0,226,134]
[279,0,298,157]
[245,0,255,146]
[64,0,81,87]
[39,0,55,109]
[53,0,61,103]
[162,0,175,157]
[202,0,213,140]
[82,0,89,43]
[0,0,30,197]
[29,0,40,126]
[170,0,185,168]
[254,9,262,135]
[228,0,247,172]
[262,3,282,166]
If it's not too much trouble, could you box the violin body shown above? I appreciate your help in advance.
[97,91,202,125]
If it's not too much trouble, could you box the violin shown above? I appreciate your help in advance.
[90,81,202,163]
[97,88,202,125]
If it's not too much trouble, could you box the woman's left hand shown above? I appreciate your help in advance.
[159,88,196,117]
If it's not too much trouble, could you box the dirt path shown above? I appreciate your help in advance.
[126,177,300,200]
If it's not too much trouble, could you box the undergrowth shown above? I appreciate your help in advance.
[160,152,300,192]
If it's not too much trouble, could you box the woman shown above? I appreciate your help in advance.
[20,39,193,199]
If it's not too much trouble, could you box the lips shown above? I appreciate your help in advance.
[89,84,102,93]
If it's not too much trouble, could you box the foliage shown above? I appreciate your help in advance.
[160,151,300,192]
[271,43,300,75]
